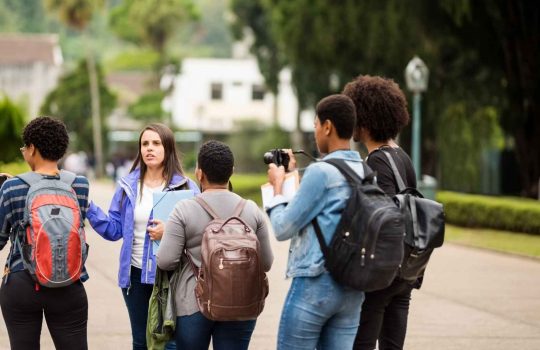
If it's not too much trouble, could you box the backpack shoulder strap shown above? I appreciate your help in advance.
[379,149,406,192]
[194,196,220,220]
[232,199,247,217]
[311,158,369,259]
[312,218,329,257]
[17,171,43,186]
[59,170,77,186]
[323,158,374,184]
[183,249,200,281]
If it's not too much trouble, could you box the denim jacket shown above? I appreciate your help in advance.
[86,169,199,288]
[267,150,364,279]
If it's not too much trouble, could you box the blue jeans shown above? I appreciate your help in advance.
[277,272,364,350]
[122,266,175,350]
[175,312,256,350]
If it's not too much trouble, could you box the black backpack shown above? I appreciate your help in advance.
[379,150,445,282]
[312,159,405,292]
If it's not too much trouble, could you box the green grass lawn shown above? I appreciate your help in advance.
[445,224,540,259]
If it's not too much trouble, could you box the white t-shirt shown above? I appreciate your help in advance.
[132,182,164,268]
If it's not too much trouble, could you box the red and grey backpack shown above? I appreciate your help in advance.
[15,171,88,288]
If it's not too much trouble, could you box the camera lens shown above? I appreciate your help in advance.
[263,152,275,165]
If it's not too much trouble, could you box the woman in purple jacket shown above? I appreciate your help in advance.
[86,123,199,350]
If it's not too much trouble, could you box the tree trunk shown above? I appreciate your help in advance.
[86,52,104,178]
[501,0,540,198]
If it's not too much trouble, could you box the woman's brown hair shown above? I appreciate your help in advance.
[129,123,184,194]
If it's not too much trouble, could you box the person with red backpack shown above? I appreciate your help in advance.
[0,116,90,349]
[157,140,274,350]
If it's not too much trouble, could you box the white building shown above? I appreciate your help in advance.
[169,58,313,133]
[0,34,63,118]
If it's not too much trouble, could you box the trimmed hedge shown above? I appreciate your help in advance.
[437,191,540,235]
[231,173,267,206]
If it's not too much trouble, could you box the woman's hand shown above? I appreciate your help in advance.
[148,219,165,241]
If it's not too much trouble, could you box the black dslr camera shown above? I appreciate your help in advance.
[263,149,291,171]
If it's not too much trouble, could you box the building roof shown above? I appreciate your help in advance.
[0,34,62,65]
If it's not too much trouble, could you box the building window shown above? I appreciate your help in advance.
[252,84,265,100]
[211,83,223,100]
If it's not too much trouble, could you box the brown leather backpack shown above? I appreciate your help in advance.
[185,197,269,321]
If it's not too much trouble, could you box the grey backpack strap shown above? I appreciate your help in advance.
[17,171,43,186]
[380,150,407,192]
[232,199,247,217]
[59,170,77,186]
[194,196,220,220]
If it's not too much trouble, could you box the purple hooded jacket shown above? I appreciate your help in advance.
[86,169,199,288]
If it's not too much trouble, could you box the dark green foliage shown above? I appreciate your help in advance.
[439,0,540,198]
[40,59,116,153]
[438,103,503,192]
[0,97,26,163]
[109,0,198,56]
[437,191,540,235]
[231,0,285,97]
[259,0,539,198]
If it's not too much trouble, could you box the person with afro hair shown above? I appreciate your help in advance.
[0,116,90,349]
[343,76,418,350]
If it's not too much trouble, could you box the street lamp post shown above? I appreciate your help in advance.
[405,56,429,181]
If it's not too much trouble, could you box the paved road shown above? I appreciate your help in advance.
[0,180,539,349]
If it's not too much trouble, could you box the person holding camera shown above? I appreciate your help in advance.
[266,94,365,350]
[343,75,416,350]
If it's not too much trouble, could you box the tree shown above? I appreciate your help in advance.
[230,0,286,126]
[44,0,107,177]
[40,59,116,155]
[0,96,26,163]
[440,0,540,197]
[261,0,538,196]
[109,0,198,74]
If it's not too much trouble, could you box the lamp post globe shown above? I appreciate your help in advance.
[405,56,429,180]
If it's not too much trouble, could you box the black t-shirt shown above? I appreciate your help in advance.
[366,146,416,195]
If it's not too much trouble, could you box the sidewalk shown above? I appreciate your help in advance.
[0,179,539,349]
